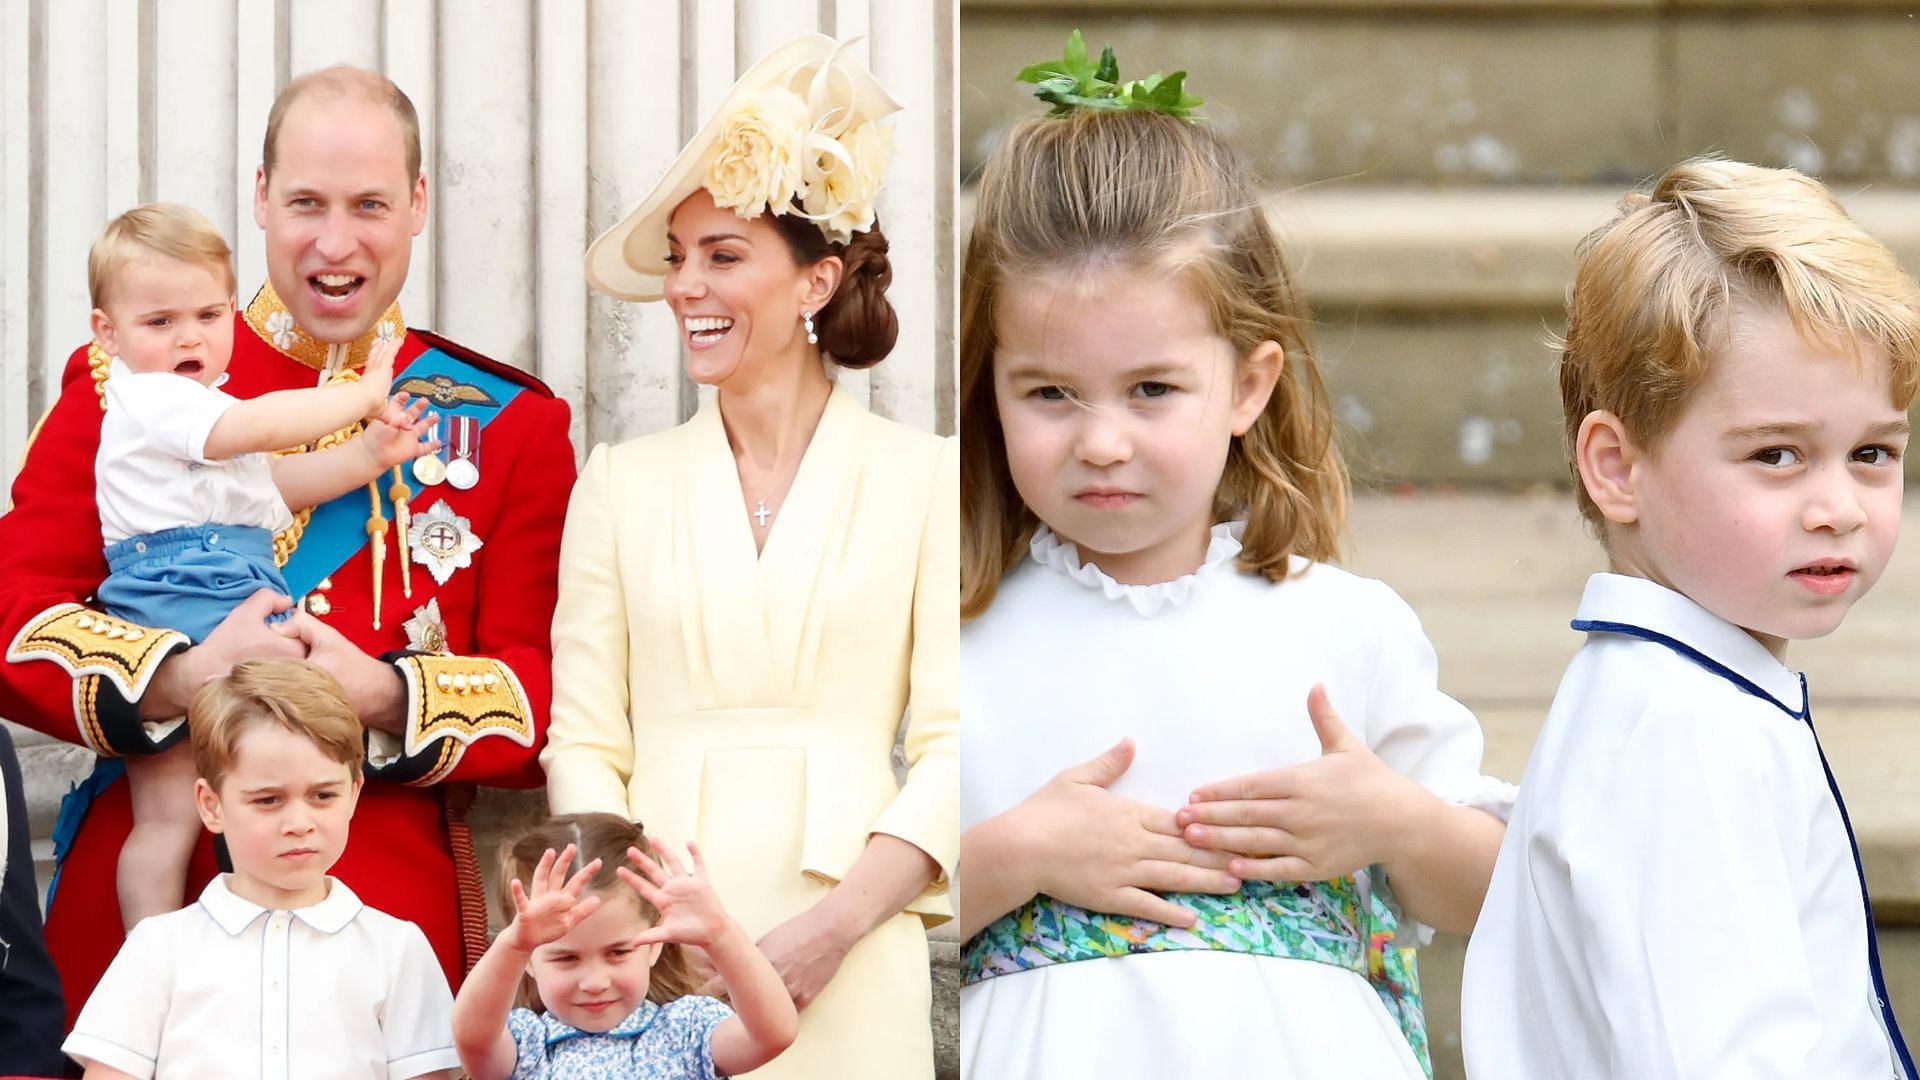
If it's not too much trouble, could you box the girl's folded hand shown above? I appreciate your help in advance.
[1010,738,1242,929]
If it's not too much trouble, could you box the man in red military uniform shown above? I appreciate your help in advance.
[0,65,573,1027]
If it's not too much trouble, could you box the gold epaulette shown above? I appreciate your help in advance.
[392,655,536,785]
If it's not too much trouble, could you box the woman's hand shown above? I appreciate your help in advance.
[733,904,854,1010]
[1179,685,1429,882]
[1007,739,1242,928]
[501,844,604,954]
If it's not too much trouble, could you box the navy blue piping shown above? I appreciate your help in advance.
[1569,620,1804,719]
[1573,619,1913,1076]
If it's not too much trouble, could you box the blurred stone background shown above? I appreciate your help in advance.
[961,2,1920,1077]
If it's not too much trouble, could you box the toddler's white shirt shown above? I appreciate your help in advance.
[63,874,460,1080]
[95,360,293,544]
[1462,573,1909,1079]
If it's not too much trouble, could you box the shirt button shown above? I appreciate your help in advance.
[134,541,147,553]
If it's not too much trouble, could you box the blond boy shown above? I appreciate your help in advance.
[63,659,458,1079]
[82,203,437,932]
[1461,159,1919,1078]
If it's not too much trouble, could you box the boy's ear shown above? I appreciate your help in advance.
[1576,409,1642,525]
[194,777,225,834]
[90,309,118,357]
[1230,340,1284,437]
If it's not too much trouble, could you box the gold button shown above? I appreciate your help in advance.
[436,673,453,691]
[125,628,145,641]
[75,614,93,630]
[453,673,470,693]
[306,594,332,617]
[317,577,334,591]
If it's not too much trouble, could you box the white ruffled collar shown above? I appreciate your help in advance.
[1028,521,1244,617]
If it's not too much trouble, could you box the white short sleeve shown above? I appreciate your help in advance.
[63,920,170,1079]
[103,368,238,464]
[1359,579,1516,818]
[381,921,461,1079]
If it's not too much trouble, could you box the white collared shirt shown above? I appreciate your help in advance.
[1462,573,1910,1079]
[63,875,459,1080]
[96,360,294,544]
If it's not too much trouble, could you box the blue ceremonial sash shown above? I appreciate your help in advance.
[279,346,526,598]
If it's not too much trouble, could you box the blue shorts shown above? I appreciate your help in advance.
[98,524,291,644]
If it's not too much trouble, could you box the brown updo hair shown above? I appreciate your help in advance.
[771,214,898,368]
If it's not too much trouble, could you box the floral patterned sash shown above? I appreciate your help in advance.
[962,875,1431,1077]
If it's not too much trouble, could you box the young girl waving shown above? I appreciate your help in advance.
[957,37,1513,1079]
[452,814,797,1080]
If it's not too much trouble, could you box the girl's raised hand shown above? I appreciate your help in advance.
[502,844,605,954]
[1178,684,1429,882]
[1015,738,1242,928]
[618,839,733,950]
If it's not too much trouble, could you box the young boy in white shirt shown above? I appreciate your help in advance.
[1462,158,1918,1079]
[62,658,459,1079]
[81,203,438,933]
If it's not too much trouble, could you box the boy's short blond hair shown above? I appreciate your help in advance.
[189,659,364,790]
[1560,157,1920,526]
[87,202,235,311]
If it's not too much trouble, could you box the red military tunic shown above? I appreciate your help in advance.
[0,284,574,1028]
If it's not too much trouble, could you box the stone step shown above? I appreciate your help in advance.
[962,4,1920,187]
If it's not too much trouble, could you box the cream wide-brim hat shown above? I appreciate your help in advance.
[585,34,902,302]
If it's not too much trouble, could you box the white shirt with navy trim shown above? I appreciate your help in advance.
[63,874,459,1079]
[1462,572,1910,1079]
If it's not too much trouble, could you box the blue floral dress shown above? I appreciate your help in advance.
[506,996,733,1079]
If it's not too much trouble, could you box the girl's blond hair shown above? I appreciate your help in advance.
[496,813,701,1013]
[960,110,1347,620]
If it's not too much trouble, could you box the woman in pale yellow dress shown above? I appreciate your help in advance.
[542,37,956,1078]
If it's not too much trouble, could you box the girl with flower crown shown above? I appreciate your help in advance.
[956,38,1513,1078]
[543,36,955,1079]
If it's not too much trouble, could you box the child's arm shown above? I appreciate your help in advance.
[268,392,439,509]
[1180,686,1503,933]
[201,335,402,460]
[619,841,797,1075]
[451,846,605,1080]
[957,739,1242,939]
[80,1066,141,1080]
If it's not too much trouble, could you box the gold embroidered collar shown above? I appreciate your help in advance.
[243,282,405,372]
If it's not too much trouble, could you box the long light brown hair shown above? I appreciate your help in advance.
[497,814,701,1012]
[960,110,1347,620]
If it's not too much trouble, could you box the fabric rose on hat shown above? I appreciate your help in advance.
[707,87,811,219]
[803,120,892,243]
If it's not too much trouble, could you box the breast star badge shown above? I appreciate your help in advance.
[402,597,450,654]
[408,500,483,586]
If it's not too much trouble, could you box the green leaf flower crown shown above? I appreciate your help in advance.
[1015,30,1204,120]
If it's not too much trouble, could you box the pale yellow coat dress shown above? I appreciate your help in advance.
[542,384,958,1078]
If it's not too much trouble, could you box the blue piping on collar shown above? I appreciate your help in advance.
[1569,619,1805,720]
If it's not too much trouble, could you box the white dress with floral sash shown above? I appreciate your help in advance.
[959,524,1513,1079]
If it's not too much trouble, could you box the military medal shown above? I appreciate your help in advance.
[403,598,450,654]
[446,416,480,490]
[409,499,484,586]
[412,415,449,485]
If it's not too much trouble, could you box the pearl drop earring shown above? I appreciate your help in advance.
[803,310,818,345]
